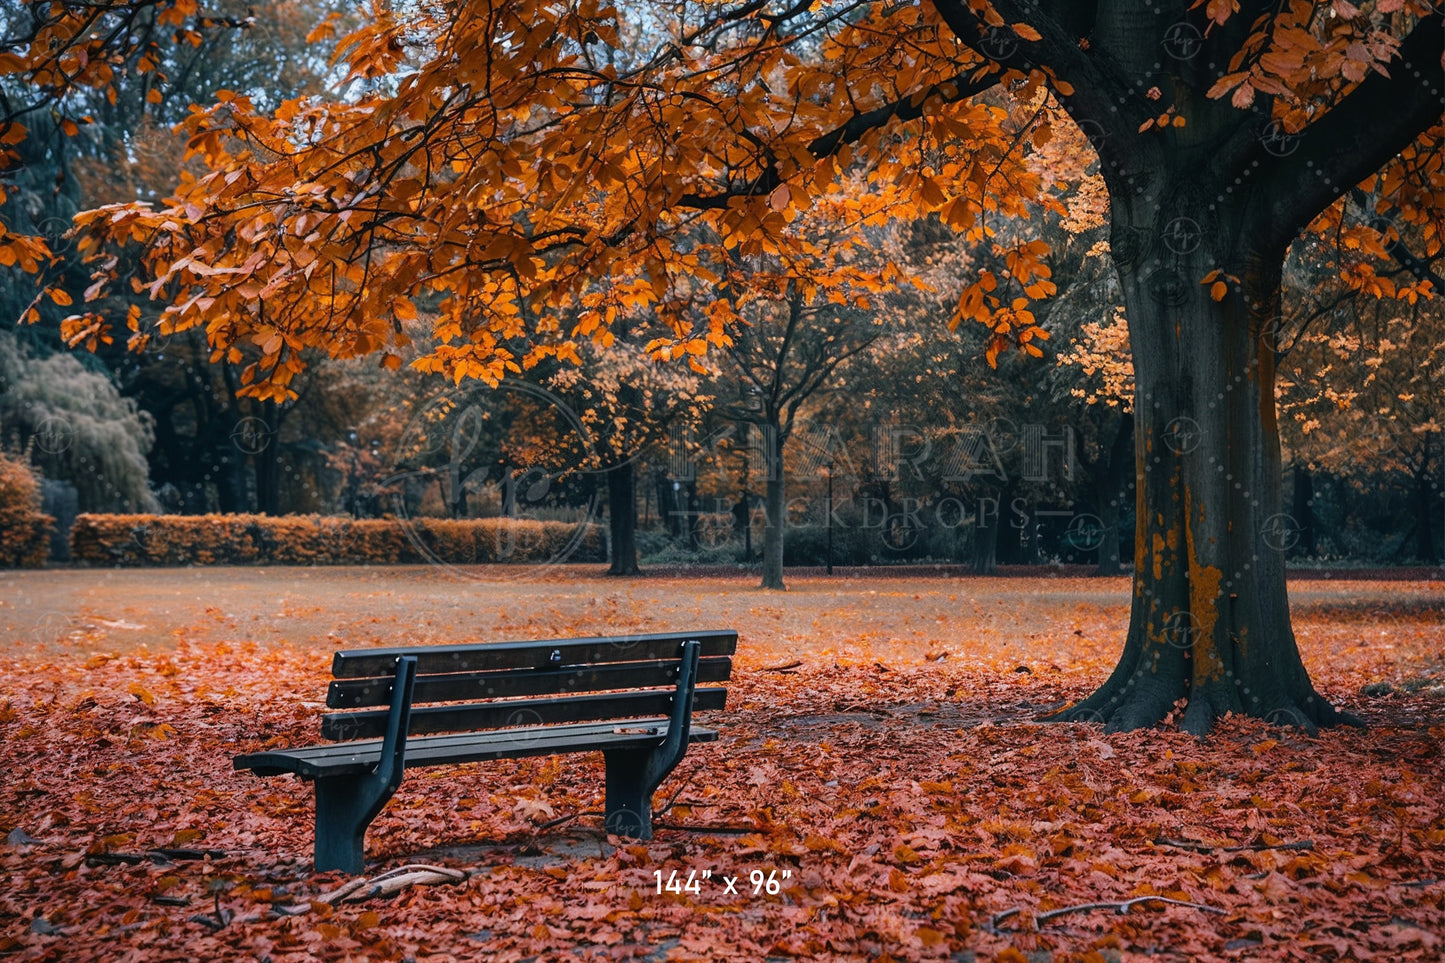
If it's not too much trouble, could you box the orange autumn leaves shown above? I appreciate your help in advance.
[61,0,1071,398]
[0,582,1442,961]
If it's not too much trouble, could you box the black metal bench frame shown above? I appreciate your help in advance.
[234,630,734,873]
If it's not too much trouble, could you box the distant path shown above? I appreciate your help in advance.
[2,566,1439,669]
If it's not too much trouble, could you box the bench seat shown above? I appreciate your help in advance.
[236,719,719,779]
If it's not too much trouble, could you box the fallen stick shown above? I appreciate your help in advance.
[651,822,759,836]
[317,864,468,905]
[991,895,1226,931]
[1155,836,1315,854]
[85,848,228,867]
[762,661,803,673]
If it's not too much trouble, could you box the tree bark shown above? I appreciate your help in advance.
[760,421,786,590]
[1053,193,1351,736]
[606,460,641,575]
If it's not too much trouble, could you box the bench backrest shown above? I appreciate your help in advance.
[320,630,736,741]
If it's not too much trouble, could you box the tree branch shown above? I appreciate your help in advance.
[676,69,999,209]
[1255,14,1445,255]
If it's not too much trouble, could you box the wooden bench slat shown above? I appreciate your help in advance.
[331,629,738,678]
[326,657,733,709]
[237,721,720,780]
[320,687,728,740]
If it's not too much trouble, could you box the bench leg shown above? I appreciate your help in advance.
[314,773,398,874]
[602,748,664,839]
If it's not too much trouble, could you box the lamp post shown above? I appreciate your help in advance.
[825,459,834,575]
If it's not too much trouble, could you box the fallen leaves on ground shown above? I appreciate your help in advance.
[0,577,1441,962]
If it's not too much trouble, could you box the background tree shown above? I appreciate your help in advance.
[0,330,156,511]
[546,323,710,575]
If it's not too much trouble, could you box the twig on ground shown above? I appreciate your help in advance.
[991,895,1226,931]
[762,661,803,673]
[1155,837,1315,854]
[535,810,598,832]
[86,848,228,867]
[187,892,234,931]
[653,768,701,818]
[317,864,468,905]
[651,822,759,835]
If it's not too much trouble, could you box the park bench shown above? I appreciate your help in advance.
[233,629,736,873]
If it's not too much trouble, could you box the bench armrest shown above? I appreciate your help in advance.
[654,639,700,774]
[374,655,418,792]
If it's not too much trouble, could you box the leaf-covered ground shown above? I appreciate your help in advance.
[1,569,1441,962]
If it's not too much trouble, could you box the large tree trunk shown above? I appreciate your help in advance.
[1055,195,1349,736]
[606,461,640,575]
[927,0,1442,738]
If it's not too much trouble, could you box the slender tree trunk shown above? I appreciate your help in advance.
[1055,195,1350,736]
[972,494,998,575]
[606,461,640,575]
[657,471,681,538]
[761,421,786,590]
[1292,464,1316,558]
[1415,445,1440,564]
[1094,413,1133,576]
[255,400,282,515]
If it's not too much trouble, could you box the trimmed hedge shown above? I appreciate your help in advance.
[0,452,53,568]
[69,514,605,567]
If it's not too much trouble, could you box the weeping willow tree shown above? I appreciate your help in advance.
[0,332,157,512]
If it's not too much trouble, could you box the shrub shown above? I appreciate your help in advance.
[0,452,53,568]
[69,514,605,567]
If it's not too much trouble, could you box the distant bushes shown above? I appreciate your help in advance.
[69,514,605,567]
[0,451,53,568]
